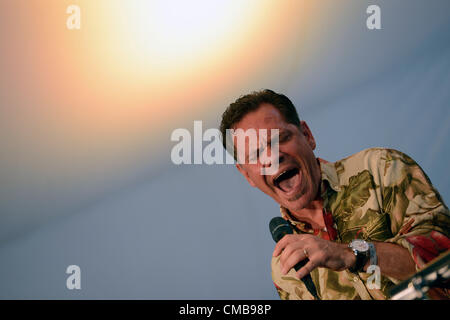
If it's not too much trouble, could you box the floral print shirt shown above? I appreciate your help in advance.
[271,148,450,300]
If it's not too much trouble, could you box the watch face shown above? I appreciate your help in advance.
[351,240,369,252]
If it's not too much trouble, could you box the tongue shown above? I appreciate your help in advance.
[278,173,298,192]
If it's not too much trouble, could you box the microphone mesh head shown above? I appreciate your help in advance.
[269,217,293,242]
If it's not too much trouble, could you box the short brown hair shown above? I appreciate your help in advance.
[220,89,301,151]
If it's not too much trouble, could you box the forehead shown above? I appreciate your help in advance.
[233,103,288,131]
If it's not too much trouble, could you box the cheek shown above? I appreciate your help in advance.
[299,158,317,191]
[250,172,276,194]
[247,168,266,186]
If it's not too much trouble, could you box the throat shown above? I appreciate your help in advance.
[288,200,326,231]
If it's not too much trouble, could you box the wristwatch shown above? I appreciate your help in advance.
[348,239,370,273]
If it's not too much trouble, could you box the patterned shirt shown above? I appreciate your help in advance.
[271,148,450,300]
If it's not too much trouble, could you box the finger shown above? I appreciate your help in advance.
[279,242,304,270]
[273,233,309,257]
[273,234,295,257]
[296,259,319,280]
[281,249,308,275]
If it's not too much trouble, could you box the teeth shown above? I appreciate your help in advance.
[275,171,288,181]
[274,170,290,187]
[273,168,298,188]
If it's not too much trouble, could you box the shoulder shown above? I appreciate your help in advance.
[337,147,415,170]
[331,148,417,188]
[337,147,396,165]
[332,147,385,183]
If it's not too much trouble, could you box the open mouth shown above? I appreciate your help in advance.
[273,167,300,194]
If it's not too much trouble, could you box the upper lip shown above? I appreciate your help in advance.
[271,164,299,188]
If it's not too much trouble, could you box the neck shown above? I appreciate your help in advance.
[289,158,326,230]
[289,197,325,231]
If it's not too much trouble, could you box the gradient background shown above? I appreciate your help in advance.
[0,0,449,299]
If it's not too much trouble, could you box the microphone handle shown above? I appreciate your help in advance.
[293,258,320,300]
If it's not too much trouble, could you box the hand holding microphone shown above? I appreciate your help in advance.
[269,217,320,300]
[270,217,358,300]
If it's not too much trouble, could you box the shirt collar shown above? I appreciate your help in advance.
[318,158,341,193]
[279,158,341,230]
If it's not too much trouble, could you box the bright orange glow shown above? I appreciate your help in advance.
[1,0,326,185]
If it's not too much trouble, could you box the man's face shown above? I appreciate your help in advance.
[234,103,321,212]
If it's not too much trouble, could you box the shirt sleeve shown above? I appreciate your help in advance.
[273,282,290,300]
[379,149,450,271]
[271,255,317,300]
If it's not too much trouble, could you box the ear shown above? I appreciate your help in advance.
[300,121,316,150]
[236,164,256,187]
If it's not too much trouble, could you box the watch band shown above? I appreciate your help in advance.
[368,242,377,266]
[349,249,367,273]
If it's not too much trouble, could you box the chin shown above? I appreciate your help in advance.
[285,201,307,213]
[285,192,313,211]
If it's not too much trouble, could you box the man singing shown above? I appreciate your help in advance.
[220,89,450,299]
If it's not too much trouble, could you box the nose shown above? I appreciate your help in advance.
[260,150,282,176]
[261,151,285,168]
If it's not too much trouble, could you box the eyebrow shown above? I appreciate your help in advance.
[248,129,283,162]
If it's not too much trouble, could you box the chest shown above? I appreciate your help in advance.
[324,170,393,243]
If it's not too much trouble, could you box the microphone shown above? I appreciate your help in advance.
[269,217,320,300]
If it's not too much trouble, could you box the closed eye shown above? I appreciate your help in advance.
[279,131,291,143]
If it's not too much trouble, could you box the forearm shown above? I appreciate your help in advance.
[362,242,416,280]
[275,234,419,282]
